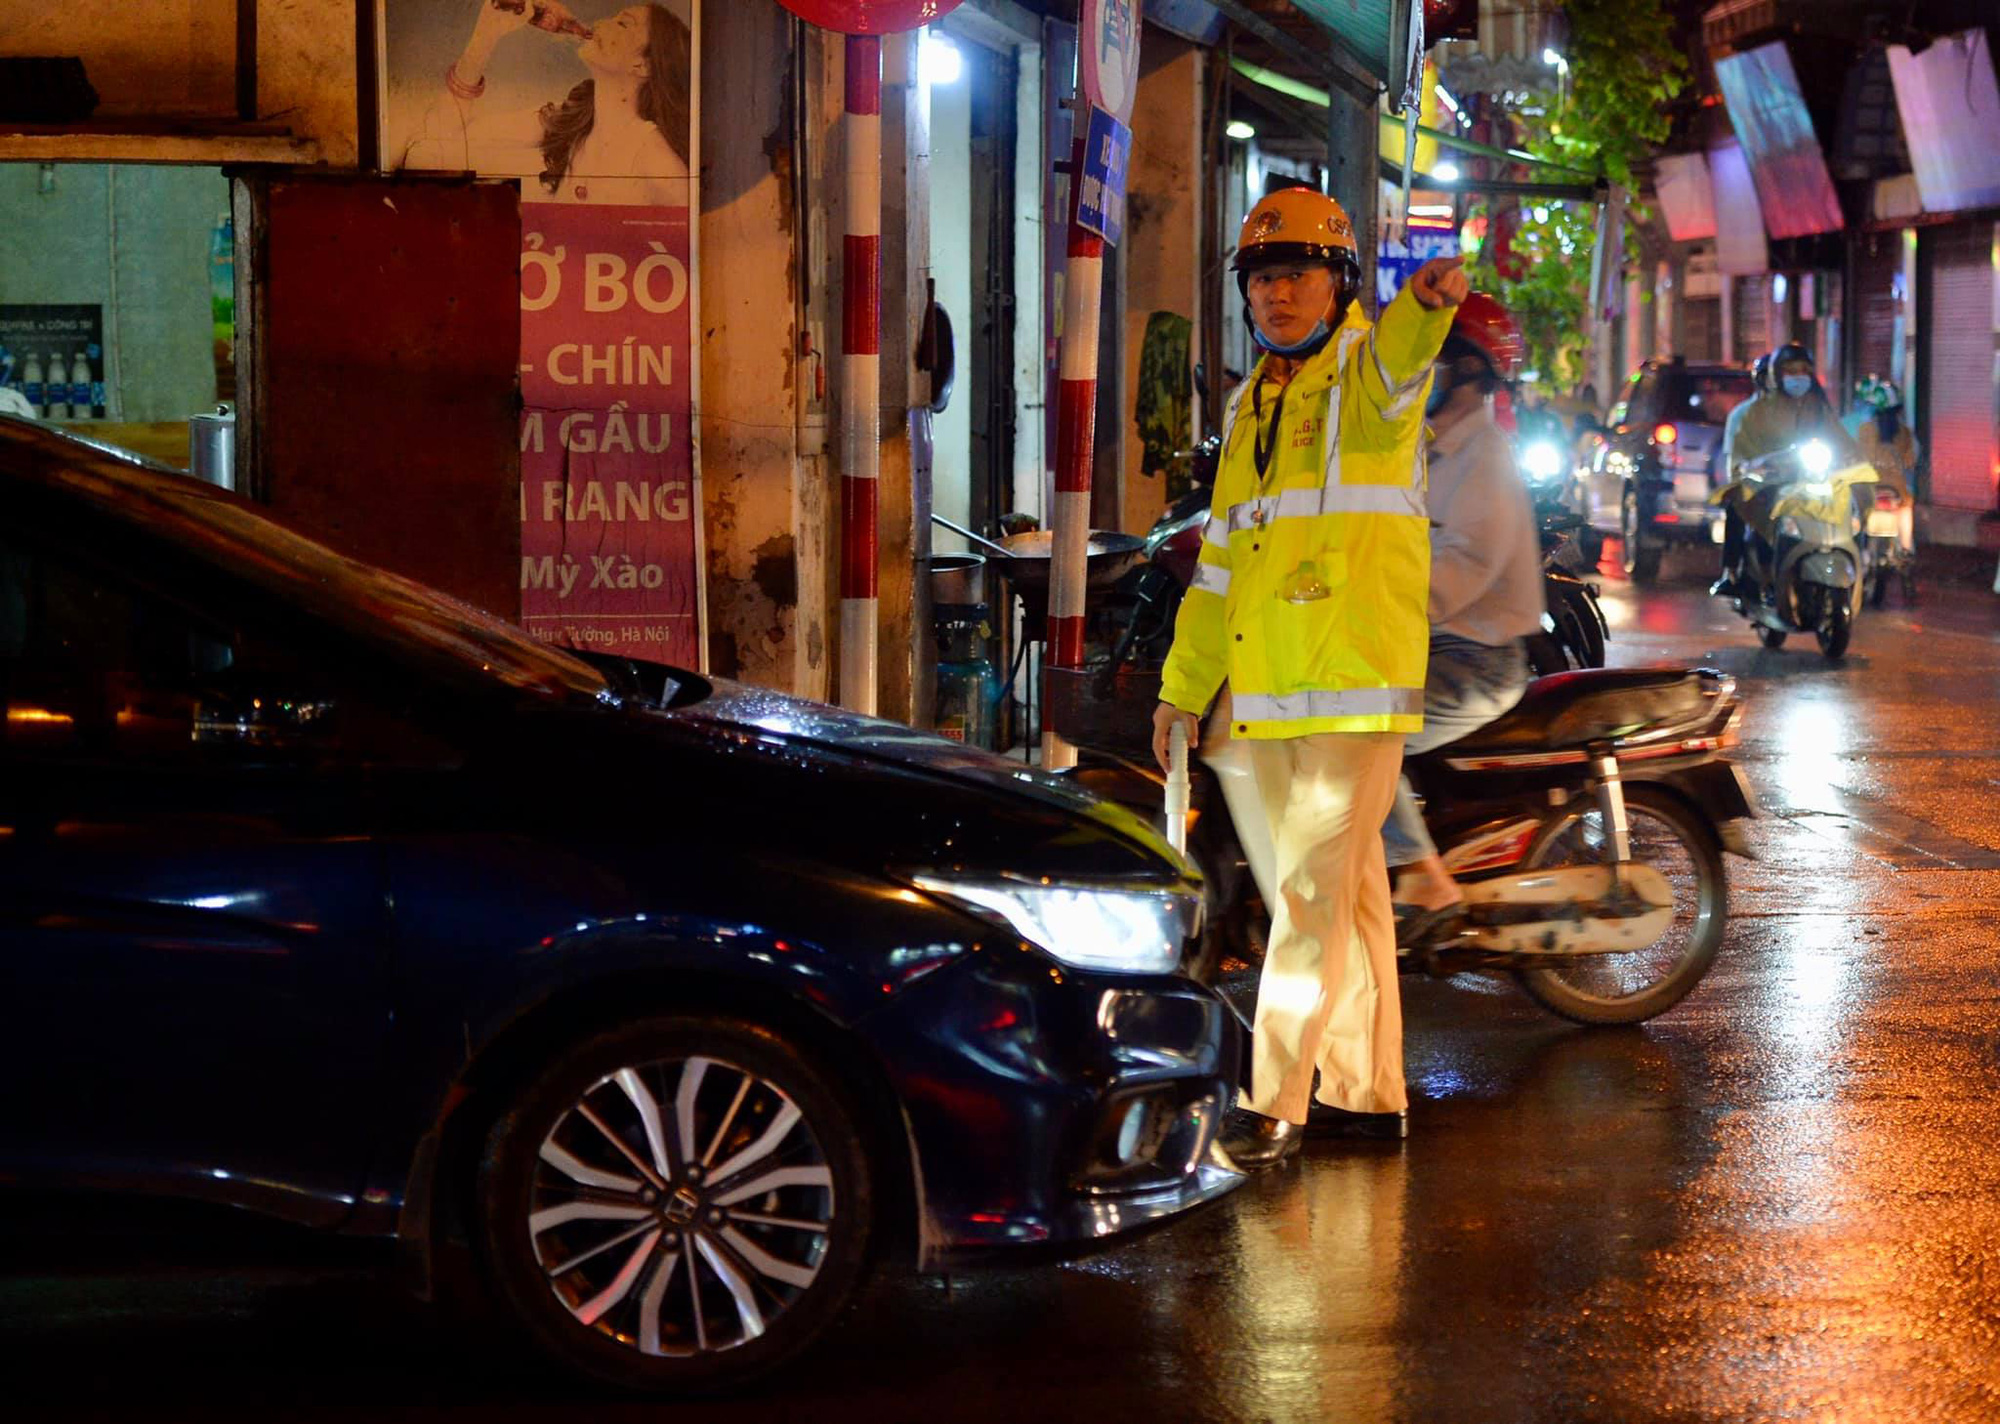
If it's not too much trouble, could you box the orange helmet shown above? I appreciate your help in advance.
[1232,187,1360,274]
[1446,291,1524,383]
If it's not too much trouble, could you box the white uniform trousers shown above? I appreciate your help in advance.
[1240,730,1407,1123]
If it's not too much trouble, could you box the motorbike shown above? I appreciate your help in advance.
[1712,438,1878,658]
[1074,664,1753,1026]
[1529,506,1608,676]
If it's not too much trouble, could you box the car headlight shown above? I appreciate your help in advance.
[912,873,1196,975]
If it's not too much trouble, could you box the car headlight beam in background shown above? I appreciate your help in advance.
[912,874,1195,975]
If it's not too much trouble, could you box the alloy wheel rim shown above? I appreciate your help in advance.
[526,1056,834,1358]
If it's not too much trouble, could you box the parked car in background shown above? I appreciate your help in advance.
[0,417,1240,1394]
[1569,359,1757,581]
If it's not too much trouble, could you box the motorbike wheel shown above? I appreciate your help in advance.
[1818,595,1853,659]
[1514,786,1727,1026]
[1556,588,1607,668]
[1754,625,1788,650]
[1619,489,1662,583]
[1868,570,1889,608]
[1524,631,1573,677]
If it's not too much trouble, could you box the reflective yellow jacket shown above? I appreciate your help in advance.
[1159,287,1455,737]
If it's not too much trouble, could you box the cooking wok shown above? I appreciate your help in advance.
[930,514,1145,604]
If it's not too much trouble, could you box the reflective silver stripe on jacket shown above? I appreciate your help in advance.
[1224,483,1426,532]
[1368,327,1430,421]
[1189,562,1231,596]
[1229,687,1425,721]
[1203,515,1229,550]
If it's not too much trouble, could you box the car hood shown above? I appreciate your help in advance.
[679,678,1117,819]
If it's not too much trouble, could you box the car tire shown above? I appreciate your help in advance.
[1620,489,1662,583]
[476,1015,873,1394]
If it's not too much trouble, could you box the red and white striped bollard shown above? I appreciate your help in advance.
[839,32,882,716]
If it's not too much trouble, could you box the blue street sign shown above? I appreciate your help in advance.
[1076,106,1133,246]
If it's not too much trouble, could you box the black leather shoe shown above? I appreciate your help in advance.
[1306,1104,1408,1140]
[1218,1112,1303,1171]
[1708,572,1747,599]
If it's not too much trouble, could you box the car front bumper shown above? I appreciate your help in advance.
[860,947,1244,1261]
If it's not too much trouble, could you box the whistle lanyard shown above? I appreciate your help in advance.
[1251,374,1288,485]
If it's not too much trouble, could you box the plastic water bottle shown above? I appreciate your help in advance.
[210,213,235,363]
[42,354,69,419]
[21,351,43,413]
[86,343,106,417]
[67,351,90,418]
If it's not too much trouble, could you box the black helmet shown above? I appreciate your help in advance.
[1770,341,1814,373]
[1750,352,1772,391]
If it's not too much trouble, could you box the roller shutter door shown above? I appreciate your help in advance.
[1733,278,1770,365]
[1922,222,1997,513]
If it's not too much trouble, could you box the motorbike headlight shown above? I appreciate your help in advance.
[1522,442,1563,482]
[912,873,1196,975]
[1799,439,1832,476]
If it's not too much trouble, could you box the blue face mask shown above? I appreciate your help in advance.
[1253,317,1333,357]
[1782,375,1814,398]
[1425,375,1452,416]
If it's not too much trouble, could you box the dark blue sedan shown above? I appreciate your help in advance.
[0,417,1241,1392]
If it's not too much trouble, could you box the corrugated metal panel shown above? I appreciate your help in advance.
[1733,276,1770,365]
[1288,0,1393,78]
[1714,43,1844,240]
[1852,236,1900,389]
[1684,296,1723,363]
[1923,221,1998,513]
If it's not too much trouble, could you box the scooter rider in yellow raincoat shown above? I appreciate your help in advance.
[1150,187,1465,1169]
[1711,342,1863,599]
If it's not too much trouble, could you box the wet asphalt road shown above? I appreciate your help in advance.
[9,547,2000,1423]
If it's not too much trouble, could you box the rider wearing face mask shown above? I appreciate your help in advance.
[1712,342,1862,599]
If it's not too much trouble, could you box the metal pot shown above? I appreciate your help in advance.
[927,553,987,607]
[188,403,235,491]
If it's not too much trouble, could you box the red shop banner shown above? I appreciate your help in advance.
[518,201,699,664]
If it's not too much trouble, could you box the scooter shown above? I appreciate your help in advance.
[1073,665,1752,1026]
[1860,483,1918,608]
[1712,438,1878,658]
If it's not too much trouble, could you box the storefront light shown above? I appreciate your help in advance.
[1226,119,1256,141]
[922,31,963,87]
[1432,161,1460,183]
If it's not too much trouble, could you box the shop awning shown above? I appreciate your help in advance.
[1230,55,1600,196]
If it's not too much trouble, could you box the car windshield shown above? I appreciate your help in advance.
[1662,370,1755,423]
[35,434,612,702]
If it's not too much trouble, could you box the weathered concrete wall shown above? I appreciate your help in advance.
[0,0,356,165]
[1119,30,1203,538]
[698,1,830,696]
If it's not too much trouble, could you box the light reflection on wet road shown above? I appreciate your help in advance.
[9,550,2000,1421]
